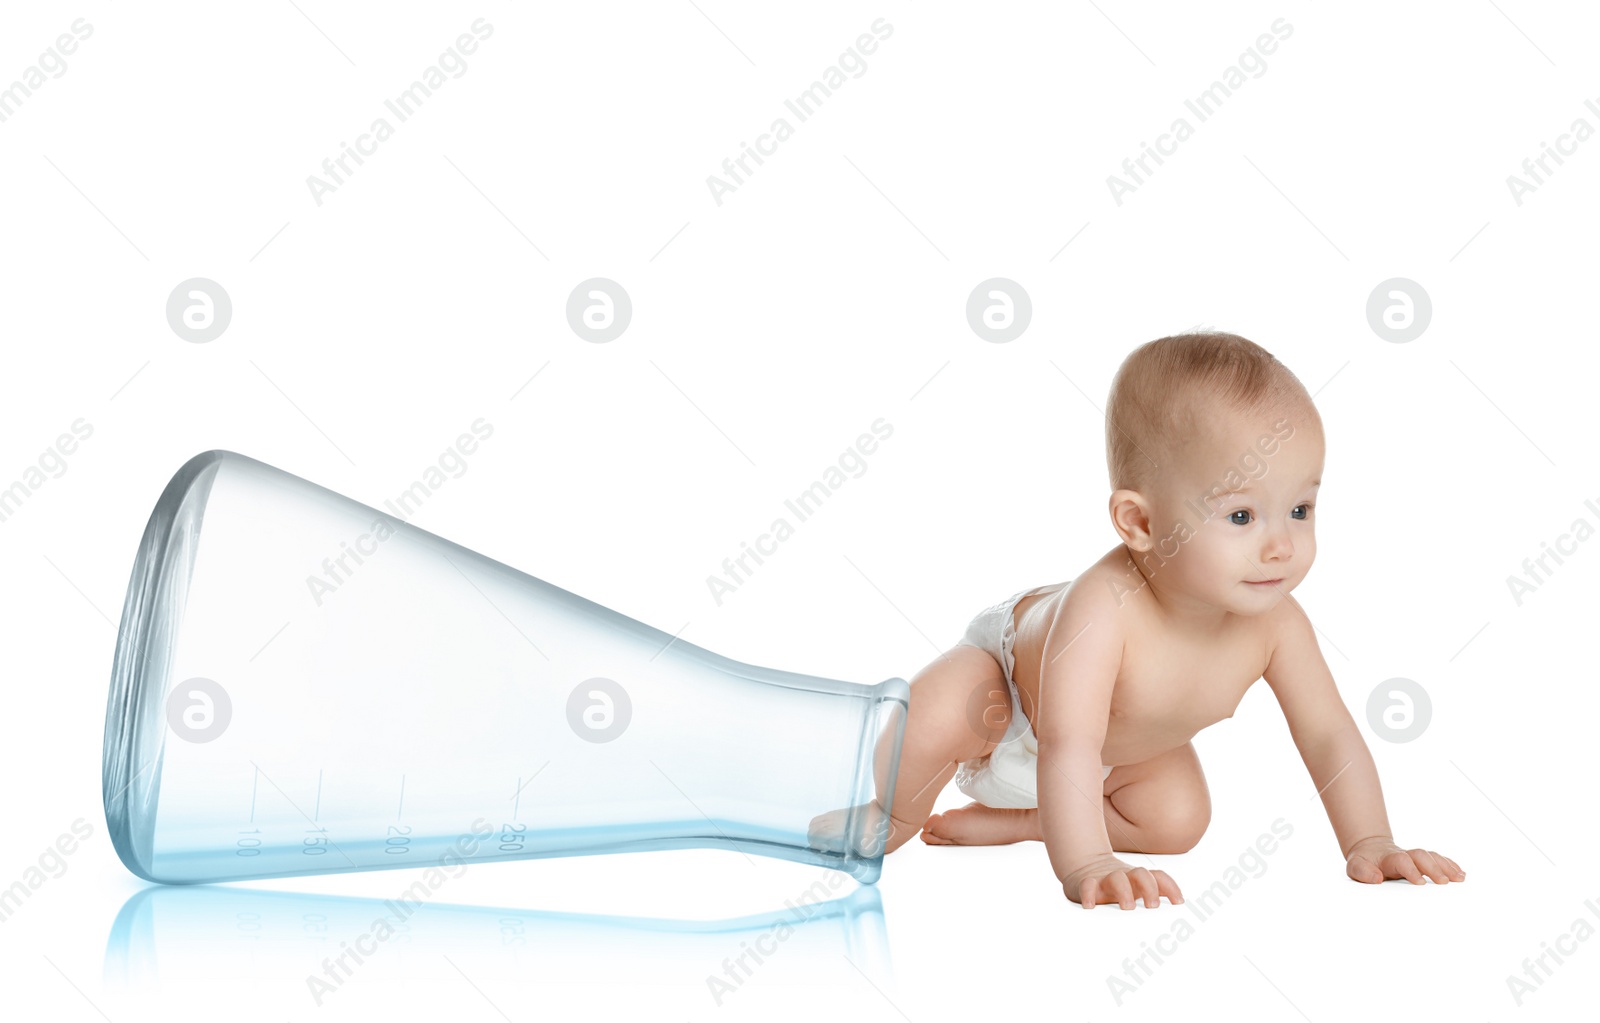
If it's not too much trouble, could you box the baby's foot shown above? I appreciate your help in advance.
[920,802,1041,846]
[807,800,890,858]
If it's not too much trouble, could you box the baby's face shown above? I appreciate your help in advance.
[1144,406,1323,616]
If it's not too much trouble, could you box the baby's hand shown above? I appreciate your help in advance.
[1345,837,1465,885]
[1061,854,1183,910]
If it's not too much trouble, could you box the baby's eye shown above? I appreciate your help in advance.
[1228,510,1252,525]
[1292,503,1311,520]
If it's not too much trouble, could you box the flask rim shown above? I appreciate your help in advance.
[102,449,232,883]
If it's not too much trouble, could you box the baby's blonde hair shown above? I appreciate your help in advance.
[1105,330,1316,493]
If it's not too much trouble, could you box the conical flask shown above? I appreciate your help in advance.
[103,451,908,885]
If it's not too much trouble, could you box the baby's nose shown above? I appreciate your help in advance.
[1261,531,1294,560]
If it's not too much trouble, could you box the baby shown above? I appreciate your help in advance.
[812,331,1464,908]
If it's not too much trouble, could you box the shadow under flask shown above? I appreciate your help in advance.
[102,451,908,885]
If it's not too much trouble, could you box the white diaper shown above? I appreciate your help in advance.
[951,582,1113,809]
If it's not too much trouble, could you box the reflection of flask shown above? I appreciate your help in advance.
[103,451,908,886]
[104,883,893,993]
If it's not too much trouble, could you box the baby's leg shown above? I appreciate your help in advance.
[808,644,1010,856]
[922,741,1212,853]
[920,803,1042,846]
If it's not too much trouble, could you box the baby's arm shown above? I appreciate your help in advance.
[1033,587,1182,909]
[1263,596,1465,885]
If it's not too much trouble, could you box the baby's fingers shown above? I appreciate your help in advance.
[1346,853,1385,884]
[1077,876,1101,909]
[1104,870,1136,910]
[1077,875,1125,909]
[1123,867,1155,909]
[1126,867,1163,909]
[1152,868,1184,905]
[1383,850,1425,885]
[1409,849,1453,885]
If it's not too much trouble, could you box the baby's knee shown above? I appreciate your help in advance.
[1147,794,1211,854]
[909,648,1010,749]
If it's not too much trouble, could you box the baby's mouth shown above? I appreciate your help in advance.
[1242,577,1282,587]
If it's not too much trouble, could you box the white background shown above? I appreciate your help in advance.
[2,1,1598,1020]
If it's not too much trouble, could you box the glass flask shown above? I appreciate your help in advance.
[103,451,908,885]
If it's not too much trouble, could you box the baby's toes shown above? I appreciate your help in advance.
[920,814,956,844]
[806,808,846,850]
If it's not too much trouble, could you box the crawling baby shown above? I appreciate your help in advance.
[811,331,1464,908]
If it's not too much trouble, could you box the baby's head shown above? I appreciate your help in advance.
[1104,331,1324,616]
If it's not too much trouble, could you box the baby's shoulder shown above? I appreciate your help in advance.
[1064,550,1154,617]
[1257,589,1314,654]
[1021,562,1143,646]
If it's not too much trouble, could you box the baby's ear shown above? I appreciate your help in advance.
[1108,489,1154,549]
